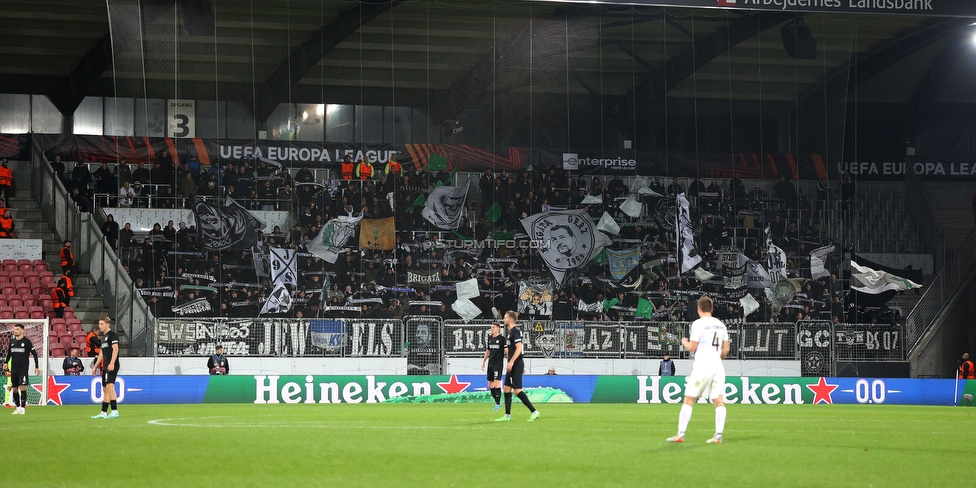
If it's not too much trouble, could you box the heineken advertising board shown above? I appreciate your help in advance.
[32,375,975,407]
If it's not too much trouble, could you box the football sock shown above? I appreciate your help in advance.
[20,392,26,408]
[11,391,19,407]
[504,392,513,415]
[102,402,109,413]
[715,406,727,436]
[516,391,536,412]
[677,404,693,437]
[110,400,117,411]
[491,388,501,405]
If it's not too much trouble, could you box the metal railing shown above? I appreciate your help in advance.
[905,228,976,352]
[30,136,154,355]
[905,168,944,269]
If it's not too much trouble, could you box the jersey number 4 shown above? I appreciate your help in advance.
[711,332,720,351]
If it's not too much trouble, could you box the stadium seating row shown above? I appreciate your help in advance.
[0,259,50,273]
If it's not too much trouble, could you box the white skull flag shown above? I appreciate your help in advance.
[421,181,469,229]
[521,209,611,285]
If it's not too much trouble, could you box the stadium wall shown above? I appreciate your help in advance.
[36,374,976,407]
[46,358,798,376]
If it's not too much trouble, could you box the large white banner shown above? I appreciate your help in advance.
[0,239,42,261]
[106,208,287,233]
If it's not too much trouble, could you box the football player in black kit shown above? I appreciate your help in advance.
[91,317,121,419]
[480,322,506,411]
[3,324,39,415]
[495,311,540,422]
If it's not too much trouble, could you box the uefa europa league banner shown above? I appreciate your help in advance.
[34,375,976,406]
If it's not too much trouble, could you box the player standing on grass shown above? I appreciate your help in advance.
[481,322,507,411]
[496,311,540,422]
[91,317,120,419]
[668,296,729,444]
[3,324,40,414]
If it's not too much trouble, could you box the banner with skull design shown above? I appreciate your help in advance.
[520,209,611,286]
[192,199,260,251]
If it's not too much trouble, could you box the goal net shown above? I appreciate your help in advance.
[0,319,51,407]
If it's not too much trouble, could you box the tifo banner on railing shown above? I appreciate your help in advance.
[162,318,903,369]
[155,318,404,358]
[37,375,976,406]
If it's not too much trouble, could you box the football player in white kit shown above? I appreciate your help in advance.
[667,295,729,444]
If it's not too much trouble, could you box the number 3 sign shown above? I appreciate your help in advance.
[167,99,195,138]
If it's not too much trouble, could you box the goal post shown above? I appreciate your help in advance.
[0,319,50,407]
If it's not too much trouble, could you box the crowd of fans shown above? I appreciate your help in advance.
[51,153,883,326]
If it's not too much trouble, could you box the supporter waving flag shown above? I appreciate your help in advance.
[421,181,469,229]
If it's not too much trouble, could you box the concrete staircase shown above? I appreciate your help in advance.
[7,187,110,332]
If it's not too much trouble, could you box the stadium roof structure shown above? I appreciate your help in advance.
[0,0,974,136]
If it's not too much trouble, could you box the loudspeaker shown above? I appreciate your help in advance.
[781,23,817,60]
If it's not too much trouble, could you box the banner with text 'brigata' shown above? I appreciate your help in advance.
[38,375,976,407]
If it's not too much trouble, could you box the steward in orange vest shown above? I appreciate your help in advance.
[63,273,75,304]
[356,160,373,180]
[340,156,355,180]
[0,159,11,202]
[85,328,100,358]
[385,157,402,176]
[959,353,976,379]
[0,208,13,238]
[60,240,74,274]
[51,281,68,319]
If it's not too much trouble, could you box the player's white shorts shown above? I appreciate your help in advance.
[683,368,726,401]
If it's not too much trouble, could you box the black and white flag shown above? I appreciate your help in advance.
[260,282,293,315]
[308,215,362,264]
[192,199,260,251]
[809,244,835,280]
[521,209,611,285]
[676,193,701,273]
[765,225,787,284]
[422,181,469,229]
[269,247,297,286]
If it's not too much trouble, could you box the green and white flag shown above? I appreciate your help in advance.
[851,260,922,294]
[308,215,362,264]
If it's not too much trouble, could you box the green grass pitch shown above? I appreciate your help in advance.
[2,403,973,487]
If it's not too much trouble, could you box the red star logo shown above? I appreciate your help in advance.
[806,377,838,405]
[32,376,70,406]
[436,375,471,394]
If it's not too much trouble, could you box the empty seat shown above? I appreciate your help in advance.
[67,320,83,333]
[21,297,36,308]
[49,346,65,357]
[13,309,29,319]
[38,297,52,309]
[0,310,12,320]
[57,329,73,341]
[40,276,55,289]
[50,318,66,331]
[1,286,14,296]
[29,310,45,320]
[17,259,30,267]
[17,264,31,273]
[31,259,47,270]
[7,299,23,309]
[2,259,16,269]
[63,308,74,320]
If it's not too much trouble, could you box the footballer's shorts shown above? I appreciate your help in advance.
[102,368,119,386]
[504,361,525,390]
[10,368,29,388]
[684,368,726,401]
[486,363,503,383]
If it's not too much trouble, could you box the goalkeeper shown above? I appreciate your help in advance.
[3,324,40,415]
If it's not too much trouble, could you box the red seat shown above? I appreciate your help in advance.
[1,286,14,296]
[63,308,75,320]
[31,259,47,269]
[2,259,16,269]
[18,264,31,273]
[40,276,55,289]
[49,346,65,357]
[7,299,23,309]
[17,259,30,267]
[16,286,30,295]
[38,297,52,309]
[50,318,66,331]
[72,331,87,343]
[57,328,72,340]
[21,296,36,308]
[67,320,83,333]
[13,309,28,319]
[0,310,13,320]
[29,310,45,320]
